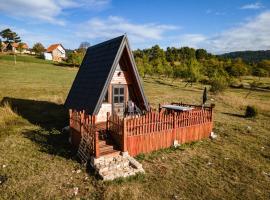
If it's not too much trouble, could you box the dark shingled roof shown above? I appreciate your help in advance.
[65,35,149,115]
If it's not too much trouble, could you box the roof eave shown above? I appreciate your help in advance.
[92,35,126,115]
[125,37,150,111]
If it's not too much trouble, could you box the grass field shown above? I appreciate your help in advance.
[0,55,270,199]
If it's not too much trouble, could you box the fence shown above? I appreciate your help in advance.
[69,103,214,158]
[123,107,213,156]
[107,113,124,150]
[69,110,99,157]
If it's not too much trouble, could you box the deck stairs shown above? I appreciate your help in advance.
[77,133,92,164]
[77,122,120,164]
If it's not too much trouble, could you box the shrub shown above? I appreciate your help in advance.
[209,75,229,94]
[245,105,258,118]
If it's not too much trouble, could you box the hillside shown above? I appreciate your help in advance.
[221,50,270,63]
[0,55,270,199]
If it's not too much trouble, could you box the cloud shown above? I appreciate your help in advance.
[167,11,270,53]
[76,16,178,48]
[240,2,263,10]
[168,34,207,49]
[206,9,226,16]
[207,11,270,53]
[0,0,111,25]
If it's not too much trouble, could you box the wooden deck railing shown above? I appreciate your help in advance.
[123,105,213,156]
[125,108,212,136]
[107,112,124,150]
[69,103,214,157]
[69,109,99,157]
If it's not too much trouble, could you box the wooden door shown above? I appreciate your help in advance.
[112,85,125,117]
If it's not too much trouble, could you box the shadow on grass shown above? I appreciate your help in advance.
[1,97,75,159]
[222,112,245,118]
[153,79,178,88]
[53,62,78,68]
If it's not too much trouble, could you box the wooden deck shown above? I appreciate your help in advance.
[69,103,214,158]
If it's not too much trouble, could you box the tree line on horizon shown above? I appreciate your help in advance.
[133,45,270,93]
[1,28,269,93]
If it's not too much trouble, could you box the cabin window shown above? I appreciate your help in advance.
[113,86,125,103]
[103,90,109,103]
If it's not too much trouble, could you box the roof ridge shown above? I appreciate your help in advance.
[87,35,125,51]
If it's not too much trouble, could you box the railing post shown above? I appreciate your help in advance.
[69,109,73,129]
[122,118,127,152]
[95,131,99,158]
[79,111,84,140]
[106,112,110,131]
[173,112,177,140]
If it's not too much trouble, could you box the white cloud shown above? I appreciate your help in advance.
[207,11,270,53]
[169,11,270,53]
[0,0,111,25]
[168,34,207,49]
[240,2,263,10]
[76,16,178,47]
[206,9,226,16]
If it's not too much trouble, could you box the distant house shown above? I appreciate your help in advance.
[44,44,66,62]
[0,42,7,52]
[6,42,30,53]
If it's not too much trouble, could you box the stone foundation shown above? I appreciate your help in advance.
[90,152,144,181]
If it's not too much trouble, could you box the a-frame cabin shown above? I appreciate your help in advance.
[65,35,149,122]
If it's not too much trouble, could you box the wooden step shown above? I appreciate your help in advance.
[99,140,106,146]
[99,144,114,152]
[99,149,120,157]
[99,138,113,145]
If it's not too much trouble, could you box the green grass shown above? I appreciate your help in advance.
[0,54,55,64]
[0,55,270,199]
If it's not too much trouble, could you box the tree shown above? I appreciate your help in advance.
[32,42,46,55]
[67,51,85,67]
[0,39,2,52]
[196,49,208,60]
[78,42,90,50]
[225,58,248,77]
[183,59,202,86]
[17,43,24,54]
[257,60,270,76]
[144,63,153,77]
[164,62,173,78]
[0,28,21,64]
[209,70,230,94]
[0,28,21,43]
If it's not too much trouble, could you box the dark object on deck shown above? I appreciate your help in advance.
[202,87,207,105]
[127,100,135,115]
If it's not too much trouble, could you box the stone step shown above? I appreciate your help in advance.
[97,160,130,173]
[91,155,145,181]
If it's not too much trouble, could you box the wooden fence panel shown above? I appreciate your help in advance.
[125,106,213,156]
[69,109,97,156]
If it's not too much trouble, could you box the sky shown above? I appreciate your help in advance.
[0,0,270,54]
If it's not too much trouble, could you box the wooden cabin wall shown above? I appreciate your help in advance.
[96,103,111,122]
[96,64,132,122]
[110,69,132,85]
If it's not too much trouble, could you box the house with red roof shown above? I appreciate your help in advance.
[44,44,66,62]
[6,42,29,53]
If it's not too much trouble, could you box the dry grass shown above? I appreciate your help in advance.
[0,56,270,199]
[0,102,17,127]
